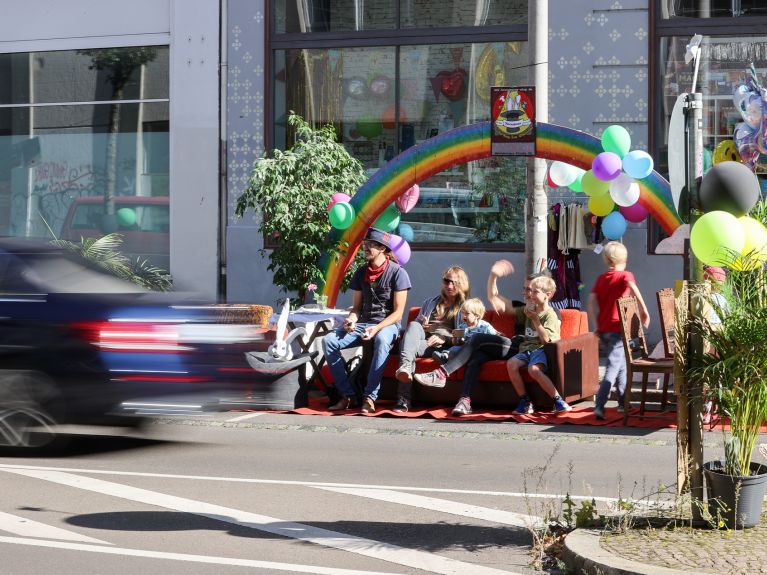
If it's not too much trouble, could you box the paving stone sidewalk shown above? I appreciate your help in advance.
[565,512,767,575]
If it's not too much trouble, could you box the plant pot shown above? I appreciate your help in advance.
[703,461,767,529]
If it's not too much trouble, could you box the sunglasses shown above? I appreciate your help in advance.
[442,277,457,286]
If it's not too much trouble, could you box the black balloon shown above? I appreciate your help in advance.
[698,161,760,216]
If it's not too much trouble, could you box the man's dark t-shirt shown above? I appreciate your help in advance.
[349,262,411,325]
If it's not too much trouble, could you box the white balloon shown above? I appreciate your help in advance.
[609,173,641,207]
[549,161,577,187]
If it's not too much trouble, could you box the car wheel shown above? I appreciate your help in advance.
[0,371,64,454]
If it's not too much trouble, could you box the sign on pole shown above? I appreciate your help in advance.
[490,86,536,156]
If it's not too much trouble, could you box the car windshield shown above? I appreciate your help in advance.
[0,251,147,294]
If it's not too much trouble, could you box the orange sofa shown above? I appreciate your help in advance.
[374,307,599,410]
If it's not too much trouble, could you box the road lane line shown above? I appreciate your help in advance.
[0,468,521,575]
[0,463,613,502]
[312,487,542,528]
[0,535,404,575]
[0,511,110,544]
[226,412,265,422]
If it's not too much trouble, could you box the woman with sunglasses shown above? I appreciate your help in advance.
[393,266,470,412]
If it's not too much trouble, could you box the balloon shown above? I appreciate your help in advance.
[116,207,136,227]
[547,171,557,188]
[588,193,615,217]
[609,173,640,207]
[369,76,391,98]
[388,233,411,265]
[601,211,628,240]
[327,192,351,211]
[713,140,741,165]
[396,184,420,213]
[699,161,761,216]
[397,223,414,242]
[374,203,401,231]
[620,202,649,223]
[581,170,610,197]
[568,169,585,192]
[344,77,367,99]
[592,152,623,181]
[689,210,746,267]
[622,150,654,179]
[328,201,355,230]
[732,216,767,270]
[355,117,382,139]
[549,161,577,187]
[601,125,632,158]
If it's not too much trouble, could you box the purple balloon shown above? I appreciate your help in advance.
[388,233,411,265]
[592,152,623,181]
[619,202,649,223]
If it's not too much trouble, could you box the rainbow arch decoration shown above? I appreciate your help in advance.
[319,121,682,305]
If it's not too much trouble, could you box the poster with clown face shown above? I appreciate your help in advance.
[490,86,536,156]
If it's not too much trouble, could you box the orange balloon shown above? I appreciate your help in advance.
[382,105,407,129]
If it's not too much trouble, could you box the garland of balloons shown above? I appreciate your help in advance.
[327,185,420,264]
[689,160,767,270]
[547,125,653,240]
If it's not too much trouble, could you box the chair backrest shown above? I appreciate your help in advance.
[656,288,675,358]
[616,295,649,361]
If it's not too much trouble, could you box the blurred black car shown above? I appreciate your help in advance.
[0,238,268,452]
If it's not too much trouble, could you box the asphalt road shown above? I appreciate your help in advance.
[0,412,726,575]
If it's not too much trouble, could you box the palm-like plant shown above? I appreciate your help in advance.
[688,249,767,477]
[51,234,172,292]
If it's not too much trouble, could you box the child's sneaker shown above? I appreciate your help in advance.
[452,397,472,416]
[431,350,449,364]
[554,398,572,413]
[514,397,534,415]
[593,405,606,420]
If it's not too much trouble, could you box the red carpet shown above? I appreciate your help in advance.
[278,397,681,428]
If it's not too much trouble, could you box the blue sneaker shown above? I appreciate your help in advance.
[514,397,534,415]
[554,398,573,413]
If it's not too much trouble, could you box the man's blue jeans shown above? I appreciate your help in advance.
[322,323,399,401]
[595,331,627,409]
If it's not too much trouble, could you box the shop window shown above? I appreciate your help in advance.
[274,0,395,33]
[660,0,767,18]
[401,0,526,28]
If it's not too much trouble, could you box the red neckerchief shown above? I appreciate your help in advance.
[365,256,390,284]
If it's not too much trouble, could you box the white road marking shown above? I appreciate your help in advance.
[225,412,265,422]
[0,535,403,575]
[313,487,542,529]
[0,511,110,544]
[0,463,613,502]
[1,468,521,575]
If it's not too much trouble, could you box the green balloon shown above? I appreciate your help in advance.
[581,170,610,197]
[690,210,745,266]
[568,170,585,193]
[355,117,382,139]
[601,125,632,159]
[329,201,356,230]
[374,203,401,232]
[116,207,137,227]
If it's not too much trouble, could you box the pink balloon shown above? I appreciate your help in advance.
[396,185,420,214]
[388,233,411,265]
[619,202,649,223]
[592,152,623,181]
[327,192,351,211]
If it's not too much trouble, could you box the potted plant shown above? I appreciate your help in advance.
[235,113,366,303]
[689,249,767,529]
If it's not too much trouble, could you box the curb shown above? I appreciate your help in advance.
[562,529,711,575]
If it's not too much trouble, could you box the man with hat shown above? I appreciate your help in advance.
[322,227,411,413]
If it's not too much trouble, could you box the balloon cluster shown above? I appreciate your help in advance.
[689,161,767,270]
[730,66,767,170]
[547,125,653,240]
[327,184,421,265]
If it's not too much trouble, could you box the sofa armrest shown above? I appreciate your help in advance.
[543,332,599,403]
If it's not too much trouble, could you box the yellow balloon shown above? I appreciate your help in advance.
[588,194,615,217]
[731,216,767,270]
[713,139,741,165]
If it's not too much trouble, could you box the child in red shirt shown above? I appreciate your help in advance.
[587,241,650,419]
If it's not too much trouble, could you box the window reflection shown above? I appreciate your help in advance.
[660,0,767,18]
[274,0,395,33]
[401,0,526,28]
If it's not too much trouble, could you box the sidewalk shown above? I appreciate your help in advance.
[563,513,767,575]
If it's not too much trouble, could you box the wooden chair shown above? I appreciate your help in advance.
[617,295,674,425]
[656,288,675,359]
